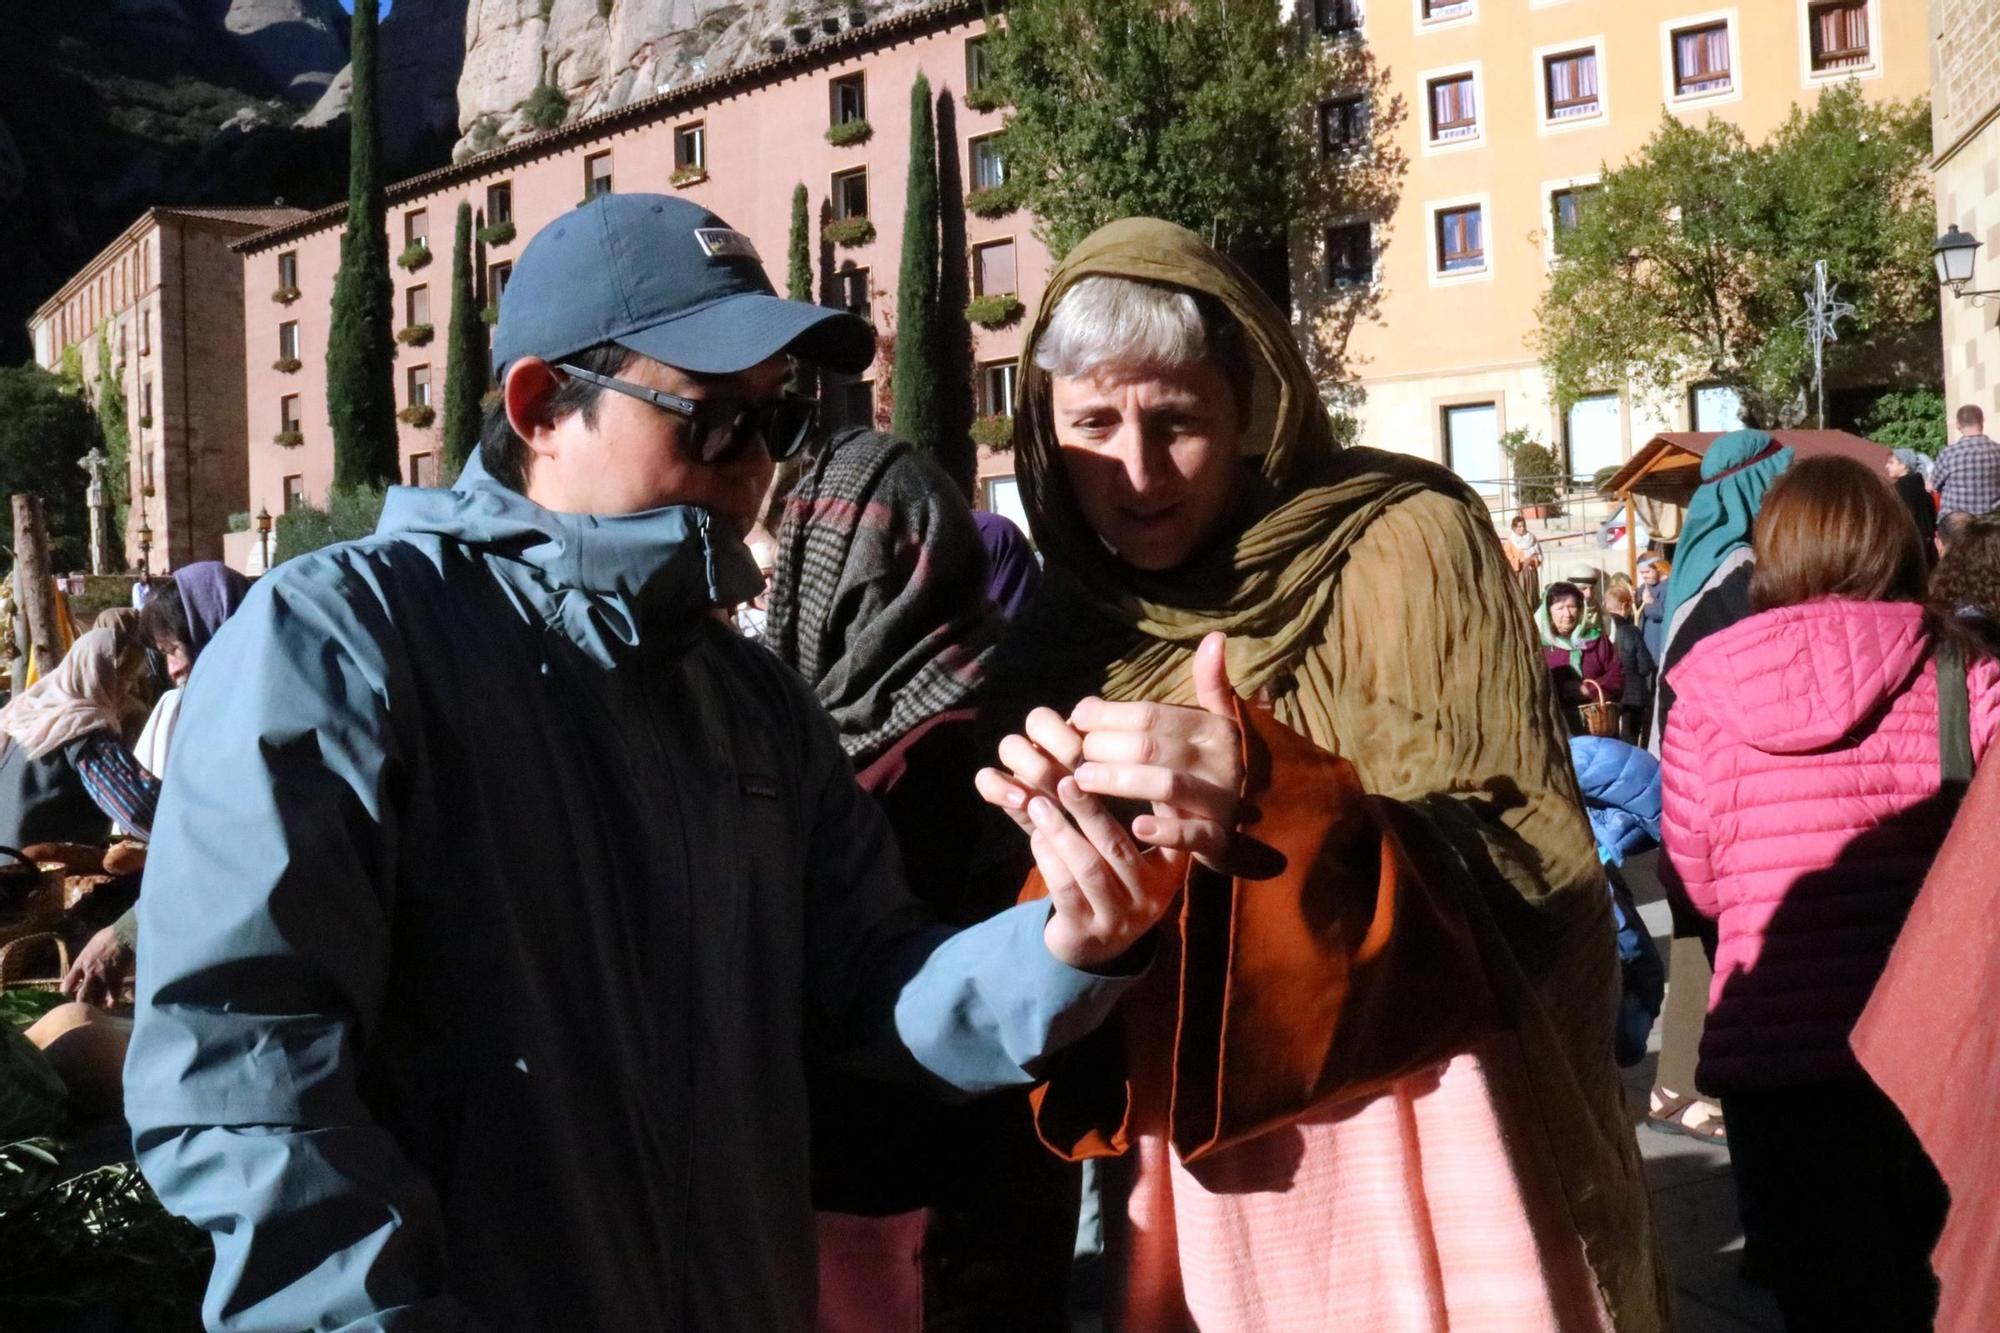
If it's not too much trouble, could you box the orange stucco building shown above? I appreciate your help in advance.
[229,0,1039,570]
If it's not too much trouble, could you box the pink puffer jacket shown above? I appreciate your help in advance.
[1661,599,2000,1092]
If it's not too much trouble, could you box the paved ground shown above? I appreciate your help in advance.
[1622,849,1782,1332]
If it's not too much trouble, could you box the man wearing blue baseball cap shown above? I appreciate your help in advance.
[124,197,1180,1330]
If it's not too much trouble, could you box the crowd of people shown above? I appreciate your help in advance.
[1,191,1993,1333]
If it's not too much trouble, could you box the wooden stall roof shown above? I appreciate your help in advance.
[1606,430,1889,506]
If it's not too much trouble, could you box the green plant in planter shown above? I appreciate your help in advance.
[272,357,303,373]
[137,415,154,430]
[272,286,301,304]
[965,292,1023,328]
[965,186,1018,219]
[670,165,708,187]
[1498,427,1563,512]
[963,85,1003,113]
[477,220,516,247]
[274,429,304,447]
[396,242,432,272]
[969,414,1014,450]
[397,323,435,346]
[397,404,437,428]
[823,216,876,247]
[825,119,872,147]
[481,302,500,325]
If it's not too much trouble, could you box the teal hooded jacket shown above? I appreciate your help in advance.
[124,456,1138,1331]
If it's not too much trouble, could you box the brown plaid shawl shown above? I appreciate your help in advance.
[766,428,1004,765]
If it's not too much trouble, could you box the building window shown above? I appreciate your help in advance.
[1809,1,1869,72]
[830,74,867,127]
[1544,49,1600,120]
[980,361,1018,417]
[1428,74,1478,143]
[833,168,869,220]
[1550,185,1597,235]
[408,365,432,409]
[826,378,874,431]
[1315,0,1362,35]
[1442,402,1502,494]
[966,37,992,92]
[280,394,301,434]
[1422,0,1473,21]
[409,452,439,488]
[1672,21,1732,96]
[973,241,1017,296]
[487,182,513,225]
[675,121,706,171]
[283,474,304,512]
[1436,204,1484,273]
[406,209,429,252]
[489,262,513,303]
[1565,393,1623,480]
[970,135,1007,191]
[277,250,298,290]
[838,266,870,318]
[139,308,150,356]
[1690,382,1746,432]
[586,151,614,199]
[1325,223,1373,286]
[142,379,154,426]
[406,286,430,328]
[278,321,300,360]
[1320,95,1368,155]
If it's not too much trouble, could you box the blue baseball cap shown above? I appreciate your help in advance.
[491,194,875,379]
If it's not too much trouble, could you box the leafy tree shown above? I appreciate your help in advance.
[324,0,401,490]
[1858,387,1948,457]
[1537,84,1935,427]
[441,202,485,476]
[987,0,1401,383]
[92,324,129,553]
[891,74,954,477]
[0,365,99,570]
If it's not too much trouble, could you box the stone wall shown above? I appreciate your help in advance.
[1933,0,2000,421]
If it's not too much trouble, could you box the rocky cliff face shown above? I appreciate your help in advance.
[452,0,932,160]
[304,0,472,169]
[194,0,353,102]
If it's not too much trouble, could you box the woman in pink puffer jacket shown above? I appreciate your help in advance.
[1661,455,1999,1332]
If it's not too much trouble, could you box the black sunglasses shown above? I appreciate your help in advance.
[554,362,819,464]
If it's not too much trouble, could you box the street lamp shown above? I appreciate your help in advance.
[1933,225,2000,302]
[255,505,272,572]
[137,518,152,577]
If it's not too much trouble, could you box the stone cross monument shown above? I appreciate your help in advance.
[79,447,114,575]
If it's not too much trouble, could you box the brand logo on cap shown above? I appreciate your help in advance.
[693,228,762,262]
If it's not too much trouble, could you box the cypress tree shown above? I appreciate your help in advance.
[787,184,812,302]
[324,0,401,490]
[441,202,484,476]
[891,74,946,460]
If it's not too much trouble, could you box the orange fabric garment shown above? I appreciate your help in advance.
[1852,753,2000,1331]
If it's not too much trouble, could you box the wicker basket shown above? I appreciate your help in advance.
[0,932,70,993]
[0,846,66,950]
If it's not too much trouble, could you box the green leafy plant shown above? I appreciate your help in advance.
[396,323,434,346]
[521,80,569,131]
[92,322,129,553]
[1857,387,1948,457]
[467,116,503,156]
[969,413,1014,450]
[670,165,708,187]
[965,292,1023,328]
[476,220,516,247]
[480,302,500,325]
[825,119,873,147]
[396,242,432,272]
[137,414,153,429]
[823,216,875,247]
[442,202,488,474]
[225,512,252,533]
[963,85,1004,113]
[272,357,302,372]
[272,285,301,304]
[274,483,388,563]
[965,185,1018,219]
[0,364,98,569]
[273,429,304,447]
[1537,84,1936,426]
[397,404,436,428]
[1499,427,1563,511]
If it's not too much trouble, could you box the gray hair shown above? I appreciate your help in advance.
[1034,276,1247,390]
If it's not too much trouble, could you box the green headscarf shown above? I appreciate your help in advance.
[1536,589,1602,670]
[1658,429,1793,635]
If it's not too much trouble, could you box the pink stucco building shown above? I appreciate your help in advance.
[231,0,1041,570]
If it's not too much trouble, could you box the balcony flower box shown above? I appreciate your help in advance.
[272,357,302,373]
[963,85,1004,113]
[398,404,437,429]
[477,220,516,247]
[823,216,876,248]
[396,242,433,272]
[825,119,872,147]
[138,415,154,430]
[274,429,304,448]
[965,292,1023,328]
[397,323,435,347]
[670,165,709,188]
[966,186,1019,219]
[272,286,302,305]
[969,413,1014,450]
